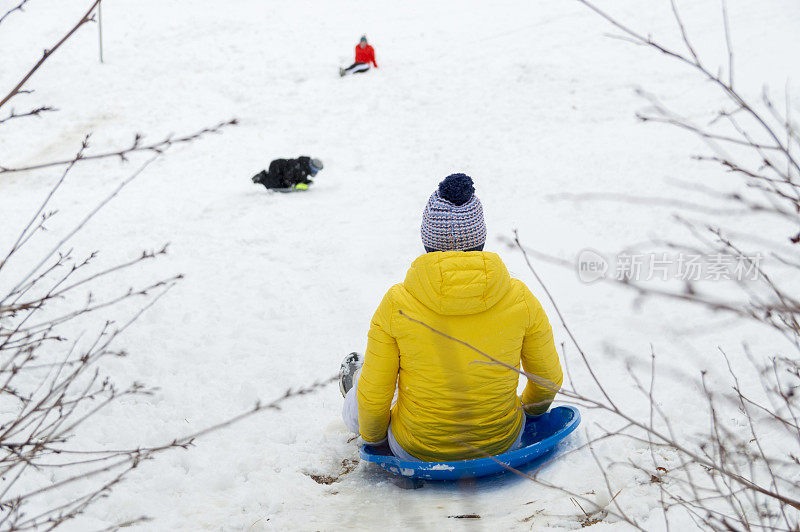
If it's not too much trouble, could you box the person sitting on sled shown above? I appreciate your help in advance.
[339,35,378,77]
[339,173,563,462]
[251,156,323,191]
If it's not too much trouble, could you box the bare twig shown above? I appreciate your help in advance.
[0,105,56,126]
[0,0,29,26]
[0,119,238,174]
[0,0,100,110]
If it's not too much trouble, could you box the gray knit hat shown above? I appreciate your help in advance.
[420,174,486,252]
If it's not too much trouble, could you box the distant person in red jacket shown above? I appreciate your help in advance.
[339,35,378,77]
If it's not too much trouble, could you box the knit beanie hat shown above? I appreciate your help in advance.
[309,158,323,174]
[420,173,487,252]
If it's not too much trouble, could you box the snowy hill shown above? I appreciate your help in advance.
[1,0,798,529]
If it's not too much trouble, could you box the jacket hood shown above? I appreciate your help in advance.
[402,251,512,316]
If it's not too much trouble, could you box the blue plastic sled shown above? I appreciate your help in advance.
[359,405,581,480]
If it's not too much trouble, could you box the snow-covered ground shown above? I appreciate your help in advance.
[1,0,798,529]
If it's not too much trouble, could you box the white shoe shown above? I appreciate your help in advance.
[339,352,363,397]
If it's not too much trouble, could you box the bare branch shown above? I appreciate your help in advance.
[0,0,100,111]
[0,0,29,26]
[0,119,238,174]
[0,105,56,126]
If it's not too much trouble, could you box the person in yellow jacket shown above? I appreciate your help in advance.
[340,173,563,462]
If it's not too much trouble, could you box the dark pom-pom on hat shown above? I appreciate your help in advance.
[438,173,475,206]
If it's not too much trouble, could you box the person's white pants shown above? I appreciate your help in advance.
[342,62,370,75]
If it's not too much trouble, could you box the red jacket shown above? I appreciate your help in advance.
[355,44,378,67]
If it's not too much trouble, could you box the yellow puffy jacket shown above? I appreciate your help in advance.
[357,251,563,462]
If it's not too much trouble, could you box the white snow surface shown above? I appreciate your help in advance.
[0,0,798,530]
